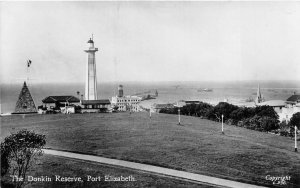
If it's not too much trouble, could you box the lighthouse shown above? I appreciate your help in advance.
[81,37,111,112]
[84,38,98,100]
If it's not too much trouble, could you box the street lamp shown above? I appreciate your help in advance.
[178,108,181,125]
[295,126,298,152]
[221,114,224,134]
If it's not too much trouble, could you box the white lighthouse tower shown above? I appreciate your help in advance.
[84,37,98,100]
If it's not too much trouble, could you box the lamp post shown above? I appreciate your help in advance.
[65,102,67,114]
[221,114,224,134]
[178,108,181,125]
[295,126,298,152]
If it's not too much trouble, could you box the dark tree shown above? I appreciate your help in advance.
[207,102,239,121]
[195,102,213,117]
[1,129,46,188]
[242,115,279,132]
[254,105,279,120]
[289,112,300,129]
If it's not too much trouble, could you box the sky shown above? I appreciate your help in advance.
[1,1,300,84]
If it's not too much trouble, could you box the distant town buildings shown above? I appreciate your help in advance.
[111,85,142,112]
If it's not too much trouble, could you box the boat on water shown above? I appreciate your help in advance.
[198,88,213,92]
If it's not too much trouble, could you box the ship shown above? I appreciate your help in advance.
[198,88,213,92]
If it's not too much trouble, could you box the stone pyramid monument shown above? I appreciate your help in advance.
[13,81,37,114]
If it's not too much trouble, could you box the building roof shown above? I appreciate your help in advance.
[256,100,286,107]
[286,95,300,102]
[81,99,111,105]
[42,96,80,103]
[153,103,175,109]
[185,100,200,103]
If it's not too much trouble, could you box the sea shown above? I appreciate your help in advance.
[1,80,300,114]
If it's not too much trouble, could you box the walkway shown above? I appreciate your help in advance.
[43,149,266,188]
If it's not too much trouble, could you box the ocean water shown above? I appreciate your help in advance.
[1,81,300,114]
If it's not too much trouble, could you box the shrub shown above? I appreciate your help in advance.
[254,105,279,119]
[241,115,279,132]
[1,129,46,188]
[280,130,289,137]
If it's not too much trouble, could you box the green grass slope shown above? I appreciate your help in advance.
[1,112,299,187]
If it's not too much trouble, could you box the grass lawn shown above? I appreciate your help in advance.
[2,155,208,188]
[1,112,300,187]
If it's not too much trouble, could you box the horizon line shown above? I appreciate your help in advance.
[2,79,300,85]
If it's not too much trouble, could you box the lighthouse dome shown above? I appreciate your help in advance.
[87,38,94,43]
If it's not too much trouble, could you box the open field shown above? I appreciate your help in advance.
[1,112,300,187]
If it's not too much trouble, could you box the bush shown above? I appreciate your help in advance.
[239,115,279,132]
[259,116,280,132]
[159,101,280,134]
[206,102,238,121]
[280,129,289,137]
[1,129,46,188]
[230,107,255,122]
[254,105,279,119]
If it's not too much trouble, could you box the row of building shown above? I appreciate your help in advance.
[38,85,142,114]
[13,82,143,114]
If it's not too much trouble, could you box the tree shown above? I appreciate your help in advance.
[206,102,239,121]
[289,112,300,129]
[259,116,280,132]
[195,102,213,117]
[254,105,279,120]
[242,115,279,132]
[1,144,10,176]
[1,129,46,188]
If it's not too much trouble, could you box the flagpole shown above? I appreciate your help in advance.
[27,60,29,84]
[26,60,32,86]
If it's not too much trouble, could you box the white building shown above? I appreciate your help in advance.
[257,95,300,122]
[111,85,142,112]
[281,95,300,122]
